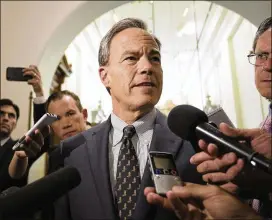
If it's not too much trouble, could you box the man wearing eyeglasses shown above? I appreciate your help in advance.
[189,17,272,219]
[248,17,272,134]
[0,99,27,191]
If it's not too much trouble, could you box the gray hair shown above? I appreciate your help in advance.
[253,17,272,52]
[98,18,161,66]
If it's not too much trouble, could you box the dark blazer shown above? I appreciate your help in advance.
[0,138,27,192]
[33,102,51,153]
[0,103,50,192]
[53,110,204,220]
[33,102,46,124]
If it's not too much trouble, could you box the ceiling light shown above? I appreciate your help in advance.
[150,1,154,4]
[183,8,189,17]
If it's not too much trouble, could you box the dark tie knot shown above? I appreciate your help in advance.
[123,125,136,139]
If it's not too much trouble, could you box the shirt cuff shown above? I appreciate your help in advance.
[33,96,46,104]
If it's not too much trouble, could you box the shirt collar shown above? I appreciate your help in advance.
[110,108,157,146]
[0,136,10,147]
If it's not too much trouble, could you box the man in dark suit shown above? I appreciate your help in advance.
[51,18,203,220]
[0,99,27,191]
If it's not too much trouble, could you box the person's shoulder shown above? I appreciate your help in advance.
[3,138,17,149]
[59,120,109,154]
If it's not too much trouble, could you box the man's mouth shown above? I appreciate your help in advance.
[135,82,156,87]
[64,131,76,137]
[0,124,9,129]
[262,80,272,82]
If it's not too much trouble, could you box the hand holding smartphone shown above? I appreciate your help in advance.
[13,113,60,150]
[6,67,33,81]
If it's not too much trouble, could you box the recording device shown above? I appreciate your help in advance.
[6,67,33,81]
[207,107,235,128]
[148,151,183,196]
[13,113,60,150]
[0,166,81,216]
[167,105,272,175]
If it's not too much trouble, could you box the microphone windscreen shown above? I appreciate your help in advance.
[0,166,81,215]
[0,187,20,198]
[167,105,208,140]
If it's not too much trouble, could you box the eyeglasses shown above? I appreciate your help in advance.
[247,52,272,66]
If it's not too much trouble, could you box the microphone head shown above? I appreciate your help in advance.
[167,105,208,141]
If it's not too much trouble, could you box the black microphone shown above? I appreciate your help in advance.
[0,166,81,216]
[167,104,272,175]
[0,187,20,198]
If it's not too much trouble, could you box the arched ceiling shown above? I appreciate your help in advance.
[38,1,271,94]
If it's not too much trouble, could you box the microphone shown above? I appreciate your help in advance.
[0,166,81,216]
[167,104,272,175]
[0,187,20,198]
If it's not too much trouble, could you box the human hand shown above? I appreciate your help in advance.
[144,183,261,220]
[190,123,246,193]
[23,65,44,97]
[15,125,50,158]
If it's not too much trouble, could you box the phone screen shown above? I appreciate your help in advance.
[150,152,178,176]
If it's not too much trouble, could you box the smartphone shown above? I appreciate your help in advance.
[148,151,183,196]
[6,67,33,81]
[13,113,60,150]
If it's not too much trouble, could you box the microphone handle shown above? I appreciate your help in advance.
[196,123,272,175]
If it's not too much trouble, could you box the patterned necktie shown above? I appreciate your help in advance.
[115,125,141,220]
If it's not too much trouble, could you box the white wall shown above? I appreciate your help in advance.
[1,1,128,138]
[1,1,85,138]
[1,1,271,138]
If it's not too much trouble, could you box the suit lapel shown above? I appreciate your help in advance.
[85,118,117,218]
[133,111,182,219]
[0,138,14,163]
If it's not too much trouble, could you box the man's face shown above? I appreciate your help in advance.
[48,96,87,140]
[255,28,272,99]
[99,28,163,113]
[0,105,17,138]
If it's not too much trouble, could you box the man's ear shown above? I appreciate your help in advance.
[99,66,110,89]
[82,108,88,121]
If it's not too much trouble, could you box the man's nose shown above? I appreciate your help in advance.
[139,57,153,75]
[263,57,272,72]
[62,118,72,129]
[1,113,9,121]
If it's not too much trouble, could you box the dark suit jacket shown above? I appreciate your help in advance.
[32,102,51,154]
[0,138,28,192]
[33,102,46,124]
[0,103,50,193]
[53,110,204,220]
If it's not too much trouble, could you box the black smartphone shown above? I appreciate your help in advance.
[6,67,33,81]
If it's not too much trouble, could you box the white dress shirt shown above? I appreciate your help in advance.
[108,108,157,190]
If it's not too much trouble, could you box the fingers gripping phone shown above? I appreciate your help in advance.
[148,151,183,196]
[13,113,60,150]
[6,67,33,81]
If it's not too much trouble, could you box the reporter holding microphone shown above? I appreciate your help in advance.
[144,183,261,220]
[190,16,272,218]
